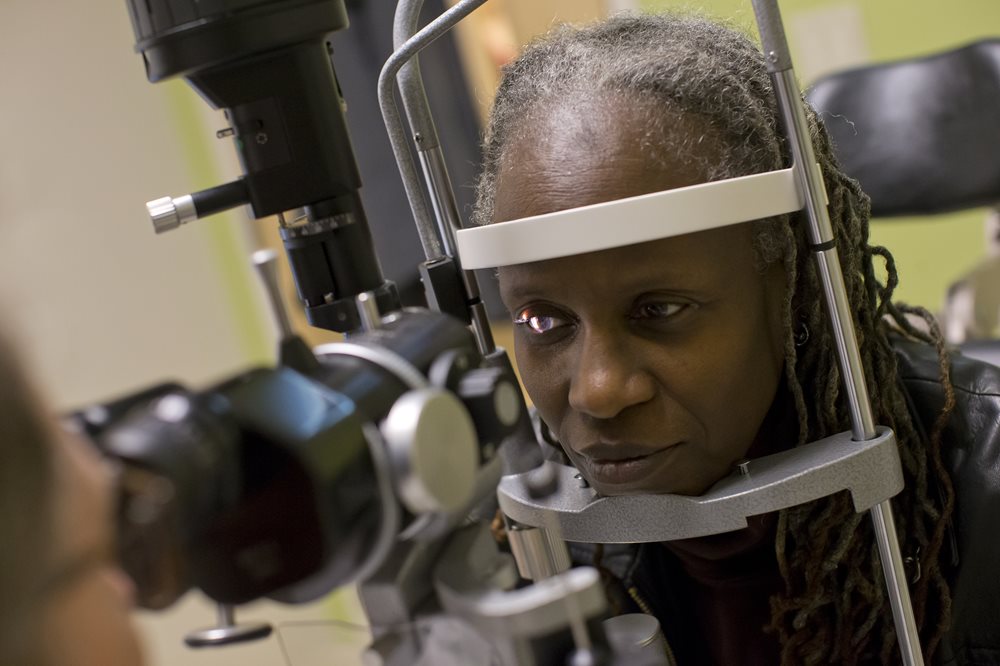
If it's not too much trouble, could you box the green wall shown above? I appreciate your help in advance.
[640,0,1000,311]
[164,79,273,366]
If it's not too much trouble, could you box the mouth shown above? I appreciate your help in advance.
[578,443,681,488]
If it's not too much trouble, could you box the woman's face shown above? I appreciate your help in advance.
[495,102,787,496]
[39,434,145,666]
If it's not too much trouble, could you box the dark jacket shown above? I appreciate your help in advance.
[570,341,1000,665]
[898,340,1000,665]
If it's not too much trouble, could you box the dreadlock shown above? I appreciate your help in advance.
[472,13,957,664]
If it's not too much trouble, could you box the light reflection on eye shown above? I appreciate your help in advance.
[513,310,568,335]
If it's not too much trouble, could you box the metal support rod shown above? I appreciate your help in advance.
[769,68,876,441]
[872,502,924,665]
[813,246,877,438]
[356,291,383,332]
[252,249,295,339]
[414,148,461,257]
[418,149,496,355]
[387,0,496,355]
[506,520,571,581]
[393,3,469,262]
[217,604,236,628]
[393,1,441,151]
[469,301,496,354]
[378,0,489,264]
[394,0,460,259]
[750,1,923,662]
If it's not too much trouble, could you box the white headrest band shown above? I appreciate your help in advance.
[456,166,805,268]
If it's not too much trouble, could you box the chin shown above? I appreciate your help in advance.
[588,473,714,498]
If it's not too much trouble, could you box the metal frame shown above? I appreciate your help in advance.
[379,1,924,662]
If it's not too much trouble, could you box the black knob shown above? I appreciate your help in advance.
[458,367,522,446]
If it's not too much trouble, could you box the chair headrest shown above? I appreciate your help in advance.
[807,39,1000,217]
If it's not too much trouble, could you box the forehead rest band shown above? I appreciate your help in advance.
[456,166,818,268]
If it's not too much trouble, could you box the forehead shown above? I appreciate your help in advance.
[492,96,757,300]
[493,94,723,224]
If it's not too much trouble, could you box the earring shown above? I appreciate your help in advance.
[794,321,810,347]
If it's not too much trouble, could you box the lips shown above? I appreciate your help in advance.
[576,441,681,487]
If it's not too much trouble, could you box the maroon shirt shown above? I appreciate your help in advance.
[661,513,783,664]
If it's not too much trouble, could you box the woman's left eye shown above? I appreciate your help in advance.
[632,301,686,320]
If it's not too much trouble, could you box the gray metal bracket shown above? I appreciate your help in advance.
[498,427,902,543]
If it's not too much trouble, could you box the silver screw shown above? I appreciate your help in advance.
[767,50,779,64]
[737,459,751,477]
[574,473,590,488]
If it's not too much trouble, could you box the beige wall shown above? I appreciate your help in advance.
[0,1,272,408]
[451,0,619,122]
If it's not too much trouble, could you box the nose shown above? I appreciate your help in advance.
[567,330,656,420]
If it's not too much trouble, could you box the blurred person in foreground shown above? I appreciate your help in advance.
[0,326,144,666]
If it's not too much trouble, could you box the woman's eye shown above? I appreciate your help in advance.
[513,309,570,335]
[633,302,686,320]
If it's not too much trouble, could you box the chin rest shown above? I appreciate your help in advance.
[806,39,1000,217]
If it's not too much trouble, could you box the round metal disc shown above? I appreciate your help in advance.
[382,388,479,514]
[184,622,273,648]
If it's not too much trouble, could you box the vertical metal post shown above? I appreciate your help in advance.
[381,0,497,356]
[252,249,295,339]
[750,1,923,663]
[752,0,923,665]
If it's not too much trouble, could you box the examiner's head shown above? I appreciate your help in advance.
[0,328,144,666]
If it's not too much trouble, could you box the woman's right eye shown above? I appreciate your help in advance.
[513,307,571,336]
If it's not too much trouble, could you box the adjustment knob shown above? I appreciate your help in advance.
[146,194,196,234]
[381,388,479,514]
[458,366,523,438]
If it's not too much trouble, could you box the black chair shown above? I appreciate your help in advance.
[807,39,1000,351]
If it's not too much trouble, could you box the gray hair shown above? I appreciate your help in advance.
[472,14,799,265]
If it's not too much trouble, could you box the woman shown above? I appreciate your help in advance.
[473,13,996,665]
[0,327,144,666]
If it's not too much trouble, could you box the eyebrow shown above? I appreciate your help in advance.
[497,280,541,306]
[500,268,712,304]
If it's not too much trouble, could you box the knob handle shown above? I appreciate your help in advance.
[146,194,196,234]
[252,249,295,339]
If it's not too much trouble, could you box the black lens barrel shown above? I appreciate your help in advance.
[126,0,349,82]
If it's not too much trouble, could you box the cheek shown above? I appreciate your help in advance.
[513,337,566,424]
[691,312,785,458]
